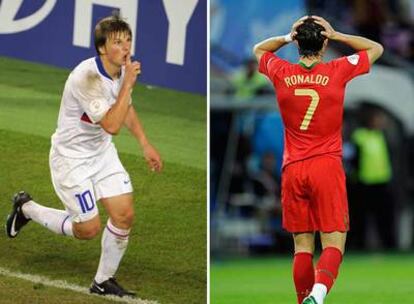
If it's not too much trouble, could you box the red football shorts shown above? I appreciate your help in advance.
[281,155,349,233]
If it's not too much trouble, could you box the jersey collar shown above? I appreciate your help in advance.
[95,56,113,81]
[298,61,320,70]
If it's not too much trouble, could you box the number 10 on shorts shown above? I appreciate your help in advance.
[75,190,95,213]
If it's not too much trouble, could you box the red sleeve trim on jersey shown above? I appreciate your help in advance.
[259,52,288,80]
[258,52,274,76]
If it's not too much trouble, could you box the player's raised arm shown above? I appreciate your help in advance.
[312,16,384,65]
[99,54,141,135]
[253,16,308,62]
[253,36,289,62]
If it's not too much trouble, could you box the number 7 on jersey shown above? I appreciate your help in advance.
[295,89,320,130]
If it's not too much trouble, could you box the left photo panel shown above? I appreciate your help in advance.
[0,1,206,304]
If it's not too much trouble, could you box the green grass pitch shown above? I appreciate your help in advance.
[211,254,414,303]
[0,56,206,304]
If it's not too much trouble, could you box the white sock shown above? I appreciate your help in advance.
[310,283,327,304]
[22,200,73,237]
[94,219,130,284]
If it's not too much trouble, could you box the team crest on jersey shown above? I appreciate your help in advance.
[90,100,102,113]
[346,54,359,65]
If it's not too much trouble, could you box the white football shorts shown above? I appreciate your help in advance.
[49,143,133,223]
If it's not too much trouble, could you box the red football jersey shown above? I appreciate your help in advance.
[259,50,370,167]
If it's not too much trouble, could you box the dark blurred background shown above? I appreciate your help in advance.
[210,0,414,257]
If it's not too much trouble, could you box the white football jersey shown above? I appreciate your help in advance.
[51,57,127,158]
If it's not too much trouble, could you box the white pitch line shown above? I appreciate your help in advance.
[0,267,159,304]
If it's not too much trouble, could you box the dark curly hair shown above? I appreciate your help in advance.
[295,17,326,57]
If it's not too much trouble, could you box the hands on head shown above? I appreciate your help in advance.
[290,15,309,40]
[290,15,337,41]
[311,16,337,40]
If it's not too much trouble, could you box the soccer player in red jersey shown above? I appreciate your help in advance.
[253,16,383,304]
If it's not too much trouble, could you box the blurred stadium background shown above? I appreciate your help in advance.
[210,0,414,303]
[0,1,206,303]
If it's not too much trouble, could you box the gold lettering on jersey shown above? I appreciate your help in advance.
[284,74,329,88]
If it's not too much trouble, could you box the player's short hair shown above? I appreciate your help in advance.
[94,13,132,55]
[295,17,326,57]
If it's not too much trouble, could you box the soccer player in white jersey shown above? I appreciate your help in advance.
[5,15,162,297]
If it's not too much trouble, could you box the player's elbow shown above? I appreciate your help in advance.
[253,44,264,62]
[104,125,121,135]
[377,43,384,57]
[252,44,259,56]
[368,43,384,65]
[100,120,121,135]
[253,43,262,55]
[374,41,384,58]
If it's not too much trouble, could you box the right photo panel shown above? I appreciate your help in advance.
[210,0,414,303]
